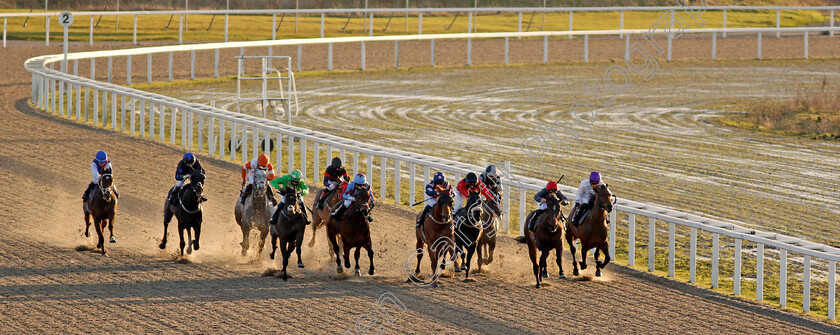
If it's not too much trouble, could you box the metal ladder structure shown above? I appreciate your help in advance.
[235,55,299,125]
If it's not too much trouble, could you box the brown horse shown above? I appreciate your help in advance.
[565,183,616,277]
[160,170,205,257]
[309,182,347,257]
[328,186,375,276]
[525,192,569,288]
[269,189,307,281]
[412,189,456,288]
[476,191,502,273]
[83,172,118,255]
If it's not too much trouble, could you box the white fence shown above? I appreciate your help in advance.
[25,28,840,319]
[2,5,839,47]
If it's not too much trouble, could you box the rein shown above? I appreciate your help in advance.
[98,173,113,200]
[178,181,202,214]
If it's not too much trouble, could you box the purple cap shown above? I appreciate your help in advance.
[589,171,601,183]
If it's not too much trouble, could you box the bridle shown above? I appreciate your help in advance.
[179,173,204,214]
[98,173,113,202]
[430,192,454,225]
[281,191,300,219]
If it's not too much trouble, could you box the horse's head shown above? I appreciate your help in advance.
[436,189,453,222]
[352,186,372,217]
[596,184,615,213]
[464,190,484,227]
[253,167,267,195]
[99,173,114,201]
[189,170,205,199]
[544,192,563,232]
[283,188,300,216]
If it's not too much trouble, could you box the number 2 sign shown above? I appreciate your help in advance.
[59,11,74,28]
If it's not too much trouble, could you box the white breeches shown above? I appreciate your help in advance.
[425,197,437,208]
[454,193,465,212]
[538,202,548,210]
[343,199,353,207]
[175,179,187,188]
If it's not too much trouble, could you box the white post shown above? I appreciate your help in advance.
[543,36,548,64]
[45,15,49,46]
[712,32,717,60]
[518,12,522,40]
[313,142,320,182]
[518,189,526,237]
[369,12,373,37]
[101,88,107,126]
[394,160,401,205]
[830,260,836,320]
[129,98,135,133]
[804,31,809,59]
[275,133,282,172]
[430,39,435,66]
[328,43,333,71]
[409,163,416,208]
[298,45,302,73]
[619,10,624,39]
[110,93,116,130]
[132,14,137,45]
[648,217,655,272]
[224,13,228,42]
[628,213,635,266]
[214,49,219,78]
[168,52,173,81]
[418,12,422,34]
[380,157,387,201]
[353,151,359,175]
[89,15,93,45]
[367,154,373,185]
[504,37,509,65]
[503,161,511,233]
[468,12,472,33]
[776,10,780,38]
[171,108,177,145]
[831,9,835,37]
[395,40,399,69]
[320,13,324,38]
[58,81,64,116]
[190,50,195,80]
[300,138,307,178]
[3,17,6,48]
[179,15,183,44]
[150,102,156,139]
[722,9,727,38]
[757,32,762,60]
[584,35,588,63]
[568,11,573,39]
[668,222,675,277]
[467,38,471,66]
[139,100,145,137]
[756,243,764,301]
[712,233,719,289]
[218,119,225,158]
[667,34,672,62]
[803,255,811,313]
[689,227,696,283]
[780,249,787,307]
[734,238,741,295]
[288,136,294,174]
[126,55,131,85]
[272,14,276,40]
[147,54,152,83]
[361,41,366,70]
[93,89,98,124]
[208,116,214,155]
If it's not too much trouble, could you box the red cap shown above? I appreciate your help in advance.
[546,181,558,190]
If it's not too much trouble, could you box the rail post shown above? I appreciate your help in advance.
[394,160,401,205]
[361,41,366,70]
[409,163,416,208]
[756,243,764,300]
[380,157,387,201]
[804,255,811,313]
[722,9,727,38]
[689,227,696,282]
[504,37,509,65]
[712,233,719,288]
[668,222,675,277]
[734,238,741,295]
[780,249,787,307]
[628,213,636,266]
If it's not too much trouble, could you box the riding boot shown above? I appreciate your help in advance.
[112,184,120,199]
[266,187,277,206]
[269,206,281,226]
[170,186,181,207]
[240,184,253,205]
[416,205,431,228]
[82,182,95,201]
[528,209,545,232]
[367,214,374,222]
[331,204,347,219]
[572,208,586,226]
[299,199,311,225]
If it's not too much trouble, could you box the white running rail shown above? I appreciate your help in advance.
[25,27,840,319]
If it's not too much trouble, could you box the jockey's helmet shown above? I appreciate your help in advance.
[331,157,342,168]
[353,173,367,186]
[182,152,196,166]
[257,154,270,167]
[589,171,601,184]
[433,172,445,184]
[546,181,558,191]
[95,151,108,165]
[291,169,302,182]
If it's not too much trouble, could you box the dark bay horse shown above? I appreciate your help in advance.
[83,172,118,255]
[413,189,455,288]
[565,183,615,277]
[160,170,205,257]
[477,190,502,273]
[453,191,484,279]
[329,187,375,276]
[525,192,569,288]
[269,189,307,281]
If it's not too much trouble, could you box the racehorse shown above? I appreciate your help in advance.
[453,190,484,279]
[328,186,375,276]
[309,182,347,257]
[413,189,455,288]
[525,192,569,288]
[235,167,273,257]
[477,189,503,272]
[269,189,307,280]
[565,183,615,277]
[83,171,118,255]
[160,170,205,257]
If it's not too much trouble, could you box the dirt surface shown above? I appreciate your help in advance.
[2,41,840,333]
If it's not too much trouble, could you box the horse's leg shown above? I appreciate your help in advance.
[476,240,484,272]
[579,241,589,270]
[160,208,172,249]
[414,238,424,276]
[84,211,91,237]
[342,237,352,269]
[280,239,292,281]
[327,232,342,273]
[308,216,319,248]
[539,249,549,279]
[596,243,611,277]
[556,240,566,279]
[193,222,201,251]
[186,226,193,255]
[527,241,540,288]
[269,229,278,260]
[487,237,496,265]
[428,244,440,288]
[295,229,305,268]
[353,246,362,276]
[178,225,186,256]
[239,223,250,256]
[257,225,268,255]
[365,240,375,276]
[567,233,579,276]
[465,245,476,279]
[107,216,116,243]
[94,219,106,255]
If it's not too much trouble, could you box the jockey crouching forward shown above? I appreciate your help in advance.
[269,169,311,225]
[240,153,277,206]
[416,172,453,228]
[528,180,563,232]
[83,150,120,201]
[314,157,349,209]
[330,173,375,225]
[454,172,495,215]
[169,153,206,207]
[571,171,606,226]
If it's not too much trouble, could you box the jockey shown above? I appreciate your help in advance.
[479,164,501,198]
[83,150,119,201]
[416,172,454,228]
[240,153,277,205]
[528,180,560,232]
[314,157,350,209]
[169,152,206,207]
[269,169,311,225]
[331,173,375,223]
[455,172,495,214]
[571,171,606,226]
